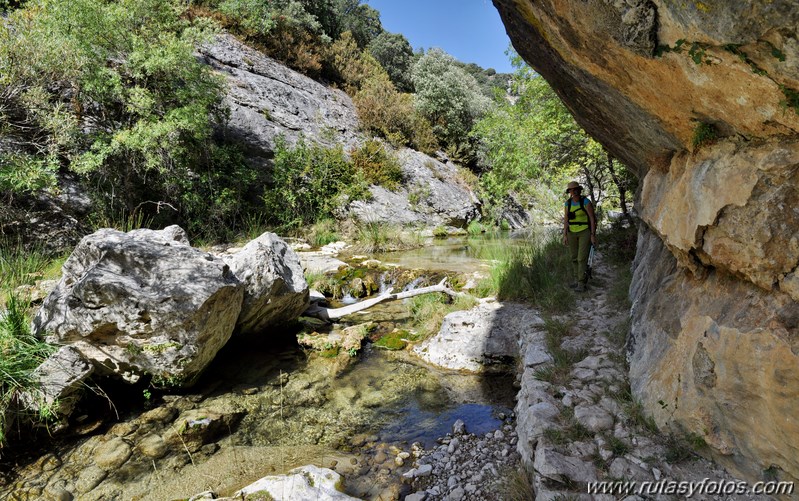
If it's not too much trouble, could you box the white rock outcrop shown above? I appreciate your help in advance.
[233,465,359,501]
[32,226,244,387]
[223,231,309,335]
[413,302,544,372]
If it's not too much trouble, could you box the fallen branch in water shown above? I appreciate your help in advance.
[303,278,470,321]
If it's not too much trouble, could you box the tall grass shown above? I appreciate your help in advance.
[305,218,340,248]
[407,292,478,341]
[0,243,66,304]
[88,208,153,233]
[478,232,574,313]
[0,294,58,446]
[354,221,421,253]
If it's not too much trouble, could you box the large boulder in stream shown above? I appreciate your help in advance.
[222,231,309,335]
[32,226,244,387]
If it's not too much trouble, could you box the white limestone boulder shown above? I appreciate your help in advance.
[413,302,543,372]
[31,226,244,387]
[233,465,359,501]
[223,232,309,335]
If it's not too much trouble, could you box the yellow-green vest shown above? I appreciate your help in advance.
[566,197,589,232]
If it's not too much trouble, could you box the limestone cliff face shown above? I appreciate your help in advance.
[201,34,479,229]
[494,0,799,483]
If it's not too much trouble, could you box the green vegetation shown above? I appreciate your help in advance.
[496,466,535,501]
[349,140,403,189]
[471,52,635,225]
[262,137,369,231]
[412,48,491,163]
[613,384,659,435]
[407,292,478,341]
[780,85,799,115]
[353,221,422,253]
[367,31,414,92]
[664,432,706,462]
[0,294,58,446]
[467,221,486,235]
[480,233,574,313]
[374,330,409,350]
[533,318,587,385]
[306,219,341,248]
[692,122,718,149]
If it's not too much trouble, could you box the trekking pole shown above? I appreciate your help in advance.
[587,244,595,281]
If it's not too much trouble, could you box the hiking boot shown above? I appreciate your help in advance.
[575,282,586,292]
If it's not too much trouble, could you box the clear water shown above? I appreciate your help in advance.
[5,232,525,501]
[370,231,535,274]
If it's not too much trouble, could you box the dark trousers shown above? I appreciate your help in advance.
[567,228,591,284]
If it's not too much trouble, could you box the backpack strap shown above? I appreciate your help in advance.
[567,196,589,226]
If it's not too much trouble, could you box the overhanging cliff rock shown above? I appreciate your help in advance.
[494,0,799,483]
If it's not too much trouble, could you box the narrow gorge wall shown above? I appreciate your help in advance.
[494,0,799,483]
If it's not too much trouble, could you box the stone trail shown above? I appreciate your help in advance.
[403,252,775,500]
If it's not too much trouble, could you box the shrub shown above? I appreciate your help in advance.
[0,0,270,242]
[354,77,438,153]
[412,48,491,158]
[211,0,329,77]
[0,0,224,180]
[349,140,403,189]
[262,137,368,231]
[692,122,717,149]
[367,31,414,92]
[325,31,384,93]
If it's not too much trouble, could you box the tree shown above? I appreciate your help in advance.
[471,51,635,222]
[411,48,491,162]
[0,0,265,239]
[368,32,414,92]
[334,0,382,48]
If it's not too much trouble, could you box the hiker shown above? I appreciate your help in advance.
[562,181,597,291]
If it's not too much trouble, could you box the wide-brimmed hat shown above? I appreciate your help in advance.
[565,181,582,193]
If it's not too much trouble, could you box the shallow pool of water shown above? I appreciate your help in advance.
[369,231,535,274]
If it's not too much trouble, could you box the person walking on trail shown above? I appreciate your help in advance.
[562,181,597,292]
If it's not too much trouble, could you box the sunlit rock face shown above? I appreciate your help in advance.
[494,0,799,483]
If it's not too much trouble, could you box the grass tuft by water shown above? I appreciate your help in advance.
[407,292,478,341]
[478,232,574,313]
[0,294,58,446]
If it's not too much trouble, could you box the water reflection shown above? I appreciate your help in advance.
[370,230,535,274]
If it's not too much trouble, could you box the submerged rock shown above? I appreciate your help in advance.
[32,226,244,388]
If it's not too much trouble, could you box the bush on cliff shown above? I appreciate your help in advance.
[262,137,369,230]
[349,140,403,190]
[0,0,272,242]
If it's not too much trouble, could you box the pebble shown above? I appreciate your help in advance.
[416,464,433,477]
[448,486,465,500]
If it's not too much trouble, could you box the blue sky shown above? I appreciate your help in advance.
[367,0,515,74]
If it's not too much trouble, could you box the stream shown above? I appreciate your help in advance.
[0,232,529,501]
